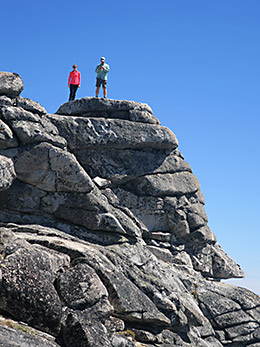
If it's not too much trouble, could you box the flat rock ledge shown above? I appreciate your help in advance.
[56,97,160,124]
[0,72,258,347]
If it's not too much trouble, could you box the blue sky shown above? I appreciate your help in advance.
[1,0,260,294]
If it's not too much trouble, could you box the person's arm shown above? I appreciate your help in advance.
[78,71,81,87]
[95,65,100,73]
[68,72,72,87]
[103,64,110,73]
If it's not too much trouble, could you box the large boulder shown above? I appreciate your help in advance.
[0,72,24,97]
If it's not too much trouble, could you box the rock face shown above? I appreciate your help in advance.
[0,72,259,347]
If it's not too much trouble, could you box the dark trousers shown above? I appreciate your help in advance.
[69,84,78,101]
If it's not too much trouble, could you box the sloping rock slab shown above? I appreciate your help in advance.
[49,115,177,150]
[0,325,60,347]
[0,72,23,97]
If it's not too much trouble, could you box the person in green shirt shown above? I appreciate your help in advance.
[95,57,110,98]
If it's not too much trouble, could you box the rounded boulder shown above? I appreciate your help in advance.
[0,72,24,97]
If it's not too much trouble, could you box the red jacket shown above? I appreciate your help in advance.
[68,71,81,86]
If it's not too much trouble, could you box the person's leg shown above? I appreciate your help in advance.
[71,85,78,100]
[69,84,73,101]
[96,79,101,97]
[102,80,107,98]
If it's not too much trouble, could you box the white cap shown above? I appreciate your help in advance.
[101,57,105,61]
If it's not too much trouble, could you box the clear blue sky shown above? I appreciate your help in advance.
[1,0,260,294]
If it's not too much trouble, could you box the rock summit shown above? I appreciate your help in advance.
[0,72,259,347]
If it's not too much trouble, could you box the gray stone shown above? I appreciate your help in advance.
[225,321,259,340]
[132,329,158,343]
[123,172,200,197]
[1,106,66,148]
[129,109,160,124]
[56,97,153,115]
[0,243,62,336]
[187,225,216,244]
[41,189,142,238]
[0,155,16,191]
[61,311,111,347]
[16,96,47,114]
[0,72,23,97]
[74,256,170,326]
[57,263,108,309]
[0,324,60,347]
[14,142,94,193]
[0,95,15,107]
[73,148,191,183]
[191,242,244,279]
[0,76,257,347]
[111,334,136,347]
[0,180,46,213]
[0,119,18,149]
[49,115,178,150]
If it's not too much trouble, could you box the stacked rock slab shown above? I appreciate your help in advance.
[0,72,259,347]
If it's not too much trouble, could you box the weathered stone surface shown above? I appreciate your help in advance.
[61,311,111,347]
[49,115,177,150]
[57,97,153,113]
[74,148,191,183]
[39,186,143,238]
[198,281,260,345]
[16,96,47,114]
[0,155,16,191]
[122,172,200,197]
[57,263,108,310]
[0,77,257,347]
[0,242,63,335]
[0,119,18,149]
[111,334,136,346]
[0,72,23,96]
[0,95,15,107]
[1,106,66,148]
[0,323,60,347]
[14,142,94,193]
[191,242,245,279]
[0,180,46,213]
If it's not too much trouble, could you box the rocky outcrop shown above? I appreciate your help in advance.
[0,72,259,347]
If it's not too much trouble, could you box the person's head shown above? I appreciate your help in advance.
[100,57,105,65]
[73,64,77,71]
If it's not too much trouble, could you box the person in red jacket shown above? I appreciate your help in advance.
[68,65,81,101]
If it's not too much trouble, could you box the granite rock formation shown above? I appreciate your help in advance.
[0,72,259,347]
